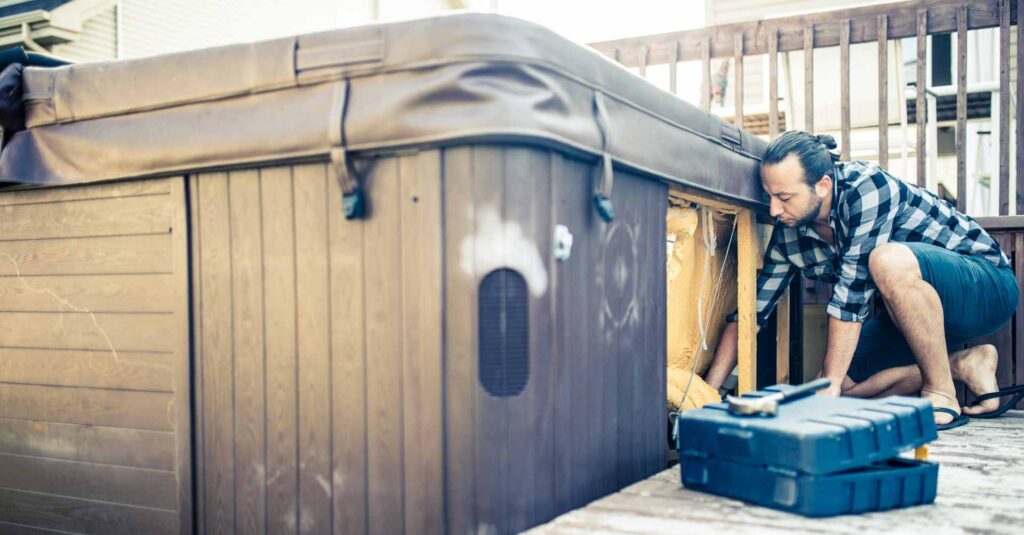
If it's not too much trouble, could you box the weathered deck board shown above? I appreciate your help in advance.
[531,411,1024,534]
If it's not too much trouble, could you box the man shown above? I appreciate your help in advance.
[704,130,1019,430]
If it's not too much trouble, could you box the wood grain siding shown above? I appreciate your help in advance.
[444,145,666,533]
[192,147,665,533]
[192,157,445,534]
[0,178,191,534]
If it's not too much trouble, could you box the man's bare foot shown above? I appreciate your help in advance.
[921,387,960,425]
[950,344,1000,415]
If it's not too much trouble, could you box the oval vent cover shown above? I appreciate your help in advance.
[478,268,530,398]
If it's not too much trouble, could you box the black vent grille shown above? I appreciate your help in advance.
[478,268,530,398]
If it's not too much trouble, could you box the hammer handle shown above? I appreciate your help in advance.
[776,378,833,403]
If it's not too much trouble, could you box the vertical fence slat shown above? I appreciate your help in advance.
[956,4,968,213]
[734,33,744,128]
[878,14,889,169]
[1017,0,1024,215]
[1000,0,1010,215]
[701,37,711,111]
[1016,233,1024,405]
[769,30,779,138]
[840,19,851,160]
[917,9,928,188]
[669,42,679,95]
[638,45,648,79]
[804,24,814,133]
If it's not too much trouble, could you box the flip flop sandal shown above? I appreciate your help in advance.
[934,407,969,431]
[965,384,1024,419]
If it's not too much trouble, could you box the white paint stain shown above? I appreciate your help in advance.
[316,474,331,496]
[299,509,316,533]
[459,207,548,297]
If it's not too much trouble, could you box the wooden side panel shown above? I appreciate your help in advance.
[260,166,299,534]
[329,154,368,533]
[0,274,174,312]
[0,193,172,240]
[228,170,266,535]
[197,162,408,535]
[0,178,190,534]
[503,147,554,532]
[552,154,605,511]
[470,146,509,532]
[399,152,445,534]
[0,234,171,275]
[442,145,666,533]
[0,418,174,470]
[0,311,175,352]
[0,348,174,391]
[0,488,178,534]
[294,164,333,534]
[196,172,235,534]
[636,172,668,480]
[363,157,405,534]
[444,146,478,535]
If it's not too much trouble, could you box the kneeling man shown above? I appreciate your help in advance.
[705,131,1019,429]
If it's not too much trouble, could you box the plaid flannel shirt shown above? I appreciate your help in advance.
[749,160,1010,325]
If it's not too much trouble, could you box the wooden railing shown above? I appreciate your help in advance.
[590,0,1024,400]
[589,0,1020,214]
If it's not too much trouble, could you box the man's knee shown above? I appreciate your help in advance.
[868,243,920,294]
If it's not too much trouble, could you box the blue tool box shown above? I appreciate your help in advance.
[677,384,939,517]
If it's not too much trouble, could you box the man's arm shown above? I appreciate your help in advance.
[821,168,900,392]
[818,316,862,396]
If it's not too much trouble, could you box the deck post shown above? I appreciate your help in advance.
[737,209,758,394]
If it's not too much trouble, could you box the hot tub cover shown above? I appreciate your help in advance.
[1,13,768,206]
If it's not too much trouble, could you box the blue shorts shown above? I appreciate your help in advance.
[846,241,1019,384]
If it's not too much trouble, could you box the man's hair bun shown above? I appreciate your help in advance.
[815,134,838,150]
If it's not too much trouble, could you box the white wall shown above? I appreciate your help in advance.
[51,4,116,62]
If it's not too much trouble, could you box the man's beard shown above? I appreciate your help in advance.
[791,193,823,227]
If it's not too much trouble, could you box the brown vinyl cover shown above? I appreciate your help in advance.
[1,13,768,206]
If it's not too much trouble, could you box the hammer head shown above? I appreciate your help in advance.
[726,394,779,416]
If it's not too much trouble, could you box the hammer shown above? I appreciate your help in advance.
[726,378,833,417]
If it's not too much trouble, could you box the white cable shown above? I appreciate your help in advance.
[676,211,737,417]
[695,208,714,352]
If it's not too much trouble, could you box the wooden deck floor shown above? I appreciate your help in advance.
[530,410,1024,535]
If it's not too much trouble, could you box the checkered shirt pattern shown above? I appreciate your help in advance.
[751,160,1010,325]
